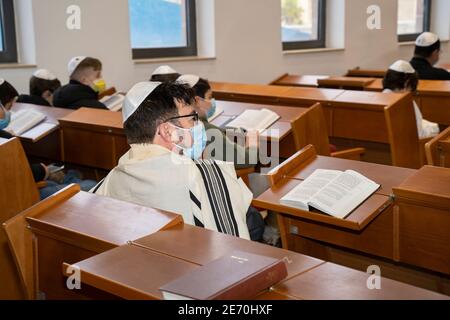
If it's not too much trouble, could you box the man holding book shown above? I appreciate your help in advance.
[176,74,260,170]
[93,81,265,241]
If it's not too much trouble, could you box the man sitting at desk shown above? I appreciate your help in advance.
[53,56,108,110]
[410,32,450,80]
[176,74,259,170]
[94,81,265,241]
[17,69,61,107]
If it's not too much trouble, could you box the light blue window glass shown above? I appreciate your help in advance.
[129,0,187,49]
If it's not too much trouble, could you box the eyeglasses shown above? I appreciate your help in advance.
[164,112,199,125]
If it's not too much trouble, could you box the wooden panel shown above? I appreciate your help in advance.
[317,77,376,90]
[419,96,450,125]
[287,206,394,259]
[273,262,447,300]
[330,106,388,143]
[384,94,422,169]
[346,68,386,78]
[397,203,450,275]
[21,129,62,161]
[62,127,117,170]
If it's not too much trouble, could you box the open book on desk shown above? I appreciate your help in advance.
[100,93,125,112]
[281,169,380,219]
[4,109,57,142]
[225,108,280,133]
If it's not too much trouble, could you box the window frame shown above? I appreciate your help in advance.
[131,0,198,60]
[398,0,432,42]
[0,0,18,63]
[282,0,327,51]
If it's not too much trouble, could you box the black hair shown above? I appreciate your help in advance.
[71,57,102,80]
[124,82,195,144]
[414,40,441,59]
[192,78,211,99]
[382,69,419,92]
[30,76,61,97]
[150,73,181,83]
[0,80,19,106]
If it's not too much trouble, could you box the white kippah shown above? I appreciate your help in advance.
[176,74,200,88]
[68,56,87,76]
[122,82,162,123]
[152,65,177,76]
[33,69,57,81]
[415,32,439,47]
[389,60,416,74]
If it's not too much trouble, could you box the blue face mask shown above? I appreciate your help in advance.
[0,110,11,130]
[172,122,207,160]
[206,98,217,119]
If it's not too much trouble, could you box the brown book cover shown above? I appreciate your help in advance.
[159,250,288,300]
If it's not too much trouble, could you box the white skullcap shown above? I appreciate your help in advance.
[122,82,162,123]
[389,60,416,74]
[415,32,439,47]
[176,74,200,88]
[0,79,4,86]
[33,69,57,81]
[152,65,177,76]
[68,56,87,77]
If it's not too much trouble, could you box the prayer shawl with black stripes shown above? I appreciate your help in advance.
[93,144,251,240]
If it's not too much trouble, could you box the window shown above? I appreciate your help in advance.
[281,0,326,50]
[0,0,18,63]
[398,0,432,42]
[129,0,197,59]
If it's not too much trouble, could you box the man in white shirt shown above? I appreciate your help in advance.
[382,60,439,139]
[94,81,263,240]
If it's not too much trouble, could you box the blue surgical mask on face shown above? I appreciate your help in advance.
[206,98,217,119]
[172,122,207,160]
[0,110,11,130]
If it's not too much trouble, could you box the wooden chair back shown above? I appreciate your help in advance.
[291,103,331,156]
[425,127,450,167]
[0,138,40,299]
[3,185,80,299]
[266,145,317,187]
[384,94,422,169]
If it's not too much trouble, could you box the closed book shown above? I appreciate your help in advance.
[159,250,288,300]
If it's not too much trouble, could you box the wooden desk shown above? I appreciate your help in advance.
[26,190,182,299]
[366,79,450,126]
[59,108,129,170]
[270,74,330,88]
[272,262,447,300]
[211,81,412,165]
[254,149,450,293]
[393,166,450,275]
[317,77,376,90]
[11,103,73,161]
[63,224,448,300]
[346,68,386,78]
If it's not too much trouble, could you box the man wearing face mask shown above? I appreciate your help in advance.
[93,81,265,241]
[177,75,259,170]
[53,56,108,110]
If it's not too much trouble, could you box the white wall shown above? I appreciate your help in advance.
[2,0,450,94]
